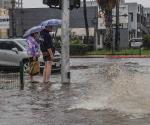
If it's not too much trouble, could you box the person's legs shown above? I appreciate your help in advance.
[42,64,47,83]
[42,55,52,83]
[30,75,34,82]
[43,61,52,83]
[45,61,52,82]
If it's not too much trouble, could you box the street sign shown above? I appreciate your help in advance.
[0,16,9,29]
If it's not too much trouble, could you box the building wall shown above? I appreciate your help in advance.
[126,3,138,38]
[0,0,22,9]
[120,0,125,5]
[81,0,97,7]
[9,7,98,37]
[113,28,129,49]
[0,8,9,38]
[127,3,148,39]
[96,2,129,50]
[144,8,150,33]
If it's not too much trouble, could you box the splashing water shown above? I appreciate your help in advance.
[70,62,150,117]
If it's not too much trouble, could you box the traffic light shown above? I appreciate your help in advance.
[70,0,80,10]
[74,0,80,8]
[43,0,62,9]
[43,0,80,10]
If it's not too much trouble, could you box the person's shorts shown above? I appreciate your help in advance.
[43,55,51,62]
[42,52,51,62]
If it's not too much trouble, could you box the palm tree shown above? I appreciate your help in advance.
[83,0,89,44]
[97,0,119,49]
[97,0,118,11]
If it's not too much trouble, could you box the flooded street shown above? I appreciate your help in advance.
[1,58,150,125]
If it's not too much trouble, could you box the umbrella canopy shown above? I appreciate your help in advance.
[23,25,44,38]
[41,19,62,28]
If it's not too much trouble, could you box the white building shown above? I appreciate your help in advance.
[81,0,97,7]
[0,8,9,38]
[96,0,129,50]
[0,0,22,38]
[127,3,148,39]
[144,8,150,33]
[0,0,23,9]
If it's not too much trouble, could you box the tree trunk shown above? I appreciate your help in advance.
[115,0,120,51]
[104,9,113,50]
[83,0,89,44]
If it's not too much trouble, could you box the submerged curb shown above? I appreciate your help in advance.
[71,55,150,58]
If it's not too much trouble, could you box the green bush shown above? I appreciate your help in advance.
[70,44,89,55]
[53,38,93,55]
[70,38,81,44]
[143,35,150,49]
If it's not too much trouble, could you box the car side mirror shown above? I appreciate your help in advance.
[12,48,18,54]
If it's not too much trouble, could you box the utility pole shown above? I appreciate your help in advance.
[115,0,120,51]
[83,0,89,44]
[20,1,24,36]
[20,0,23,8]
[61,0,70,84]
[11,0,16,37]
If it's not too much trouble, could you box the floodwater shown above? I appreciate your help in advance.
[1,58,150,125]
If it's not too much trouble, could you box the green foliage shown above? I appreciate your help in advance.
[70,44,89,55]
[87,49,150,55]
[70,39,89,55]
[87,49,112,55]
[143,35,150,49]
[70,38,81,44]
[53,38,93,55]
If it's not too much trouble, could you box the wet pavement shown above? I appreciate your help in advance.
[1,58,150,125]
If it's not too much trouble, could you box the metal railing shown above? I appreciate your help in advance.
[0,61,24,90]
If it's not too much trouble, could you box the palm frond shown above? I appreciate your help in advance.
[97,0,119,11]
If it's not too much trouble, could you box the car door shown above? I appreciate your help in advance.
[0,41,8,66]
[0,41,21,66]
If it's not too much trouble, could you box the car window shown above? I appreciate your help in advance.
[16,39,28,49]
[10,42,23,51]
[0,41,9,50]
[0,41,22,51]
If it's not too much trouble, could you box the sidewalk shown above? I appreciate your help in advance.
[71,55,150,58]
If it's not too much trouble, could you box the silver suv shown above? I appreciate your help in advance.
[0,39,28,67]
[0,39,61,72]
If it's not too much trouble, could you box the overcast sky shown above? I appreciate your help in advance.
[23,0,150,8]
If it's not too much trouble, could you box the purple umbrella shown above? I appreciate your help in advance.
[41,19,62,28]
[23,25,44,38]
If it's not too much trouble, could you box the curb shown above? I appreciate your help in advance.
[71,55,107,58]
[71,55,150,58]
